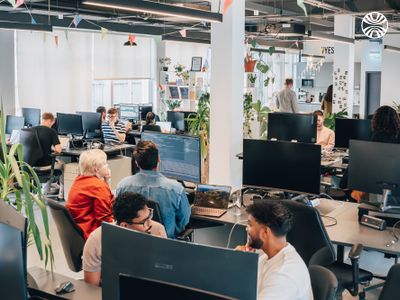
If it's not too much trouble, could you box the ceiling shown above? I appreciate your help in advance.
[0,1,399,45]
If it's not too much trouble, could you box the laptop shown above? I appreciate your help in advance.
[191,184,232,218]
[156,121,172,133]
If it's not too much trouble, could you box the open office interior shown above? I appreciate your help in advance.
[2,1,400,300]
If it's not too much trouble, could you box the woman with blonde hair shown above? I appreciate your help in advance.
[66,149,114,239]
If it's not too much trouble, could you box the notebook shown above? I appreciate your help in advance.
[191,184,232,218]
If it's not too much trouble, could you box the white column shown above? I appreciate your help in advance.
[209,0,244,189]
[381,34,400,106]
[333,15,355,116]
[0,30,16,115]
[153,37,166,117]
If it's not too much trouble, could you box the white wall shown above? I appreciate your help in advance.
[165,41,210,71]
[381,34,400,106]
[0,30,16,115]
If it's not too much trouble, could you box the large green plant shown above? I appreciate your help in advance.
[252,100,270,138]
[187,93,210,159]
[243,92,254,137]
[324,108,348,130]
[164,99,182,111]
[0,106,53,268]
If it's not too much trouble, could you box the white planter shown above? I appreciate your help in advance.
[249,120,261,139]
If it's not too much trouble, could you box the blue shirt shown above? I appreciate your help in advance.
[116,170,191,238]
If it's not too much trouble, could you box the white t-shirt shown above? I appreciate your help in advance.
[257,243,313,300]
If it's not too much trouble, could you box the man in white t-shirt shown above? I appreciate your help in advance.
[236,201,313,300]
[83,192,167,286]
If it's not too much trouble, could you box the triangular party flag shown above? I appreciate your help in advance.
[73,15,82,28]
[223,0,233,14]
[179,29,187,37]
[7,0,16,8]
[54,35,59,47]
[64,30,69,41]
[128,34,135,46]
[101,27,108,39]
[31,16,37,24]
[297,0,307,16]
[16,0,24,8]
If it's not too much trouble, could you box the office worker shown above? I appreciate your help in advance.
[314,110,335,151]
[96,106,107,123]
[116,141,191,238]
[236,202,312,300]
[371,105,400,143]
[101,108,126,144]
[66,149,114,240]
[276,78,298,113]
[83,192,166,286]
[141,112,161,132]
[321,84,333,117]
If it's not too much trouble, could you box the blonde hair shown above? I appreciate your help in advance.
[79,149,107,176]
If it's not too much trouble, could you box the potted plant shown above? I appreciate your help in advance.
[243,92,254,138]
[174,63,186,77]
[251,100,270,139]
[247,73,257,88]
[165,99,182,111]
[324,108,348,130]
[0,105,53,268]
[187,93,210,183]
[181,70,190,85]
[159,57,172,71]
[244,53,257,73]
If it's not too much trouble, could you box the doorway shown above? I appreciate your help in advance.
[365,72,381,118]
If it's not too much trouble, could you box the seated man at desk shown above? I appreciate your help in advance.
[83,191,166,286]
[116,141,191,238]
[236,201,312,300]
[314,110,335,151]
[101,108,131,144]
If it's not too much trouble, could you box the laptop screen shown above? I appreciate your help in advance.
[194,184,231,209]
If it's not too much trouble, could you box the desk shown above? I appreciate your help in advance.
[28,266,101,300]
[62,143,134,158]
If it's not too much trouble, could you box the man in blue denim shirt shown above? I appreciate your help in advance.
[116,141,191,238]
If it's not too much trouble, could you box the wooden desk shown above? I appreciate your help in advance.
[28,267,101,300]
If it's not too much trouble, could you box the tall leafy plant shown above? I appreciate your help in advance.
[324,108,348,130]
[0,105,53,268]
[252,100,270,138]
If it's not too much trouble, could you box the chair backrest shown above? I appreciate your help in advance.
[145,199,164,225]
[379,264,400,300]
[19,128,44,167]
[142,124,161,133]
[47,199,85,272]
[278,200,336,266]
[309,265,338,300]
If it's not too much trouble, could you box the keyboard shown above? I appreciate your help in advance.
[191,206,227,218]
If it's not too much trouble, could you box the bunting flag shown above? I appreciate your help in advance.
[179,29,187,37]
[15,0,24,8]
[54,35,59,47]
[128,34,135,46]
[223,0,233,14]
[73,15,82,28]
[7,0,16,7]
[31,16,37,24]
[101,27,108,39]
[297,0,307,16]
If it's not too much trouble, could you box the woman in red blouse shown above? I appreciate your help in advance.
[66,149,114,239]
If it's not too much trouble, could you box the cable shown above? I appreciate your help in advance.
[386,220,400,247]
[320,215,337,227]
[226,220,248,248]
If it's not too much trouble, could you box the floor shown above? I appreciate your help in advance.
[27,206,393,299]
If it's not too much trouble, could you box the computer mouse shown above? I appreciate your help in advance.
[55,281,75,294]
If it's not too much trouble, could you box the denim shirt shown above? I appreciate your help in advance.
[116,170,191,238]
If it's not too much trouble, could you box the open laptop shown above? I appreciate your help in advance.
[156,121,172,133]
[191,184,231,218]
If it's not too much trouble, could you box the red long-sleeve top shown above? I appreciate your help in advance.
[66,175,114,240]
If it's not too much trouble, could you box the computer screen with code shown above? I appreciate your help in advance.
[141,132,201,183]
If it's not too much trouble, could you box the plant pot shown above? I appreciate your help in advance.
[163,66,169,71]
[244,60,257,73]
[249,120,261,139]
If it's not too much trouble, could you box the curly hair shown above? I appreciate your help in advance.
[113,192,147,225]
[371,106,400,138]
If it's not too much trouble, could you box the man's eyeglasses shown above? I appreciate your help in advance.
[124,208,154,227]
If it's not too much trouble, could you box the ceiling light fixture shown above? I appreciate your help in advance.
[162,35,210,44]
[0,21,53,32]
[250,48,286,54]
[383,45,400,53]
[308,30,355,45]
[82,0,223,23]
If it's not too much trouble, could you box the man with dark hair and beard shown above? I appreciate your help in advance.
[236,201,312,300]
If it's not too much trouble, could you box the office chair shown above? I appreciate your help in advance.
[378,264,400,300]
[146,199,193,242]
[309,265,338,300]
[47,199,85,272]
[141,124,162,132]
[275,200,373,299]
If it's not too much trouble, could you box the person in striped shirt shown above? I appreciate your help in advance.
[102,108,127,144]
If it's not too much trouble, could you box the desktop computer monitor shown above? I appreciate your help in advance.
[243,139,321,195]
[267,112,317,143]
[102,223,258,300]
[348,140,400,196]
[6,115,25,135]
[141,132,201,183]
[335,118,371,148]
[119,104,139,121]
[22,108,41,127]
[167,111,185,132]
[140,105,153,121]
[0,201,28,300]
[76,111,102,138]
[56,113,83,136]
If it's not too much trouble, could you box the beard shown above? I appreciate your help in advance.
[248,235,263,249]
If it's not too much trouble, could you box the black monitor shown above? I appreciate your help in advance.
[119,274,236,300]
[119,104,139,121]
[141,132,201,183]
[0,201,28,300]
[22,108,41,127]
[140,105,153,121]
[267,112,317,143]
[76,111,102,138]
[167,111,185,132]
[102,223,258,300]
[335,118,371,148]
[243,139,321,195]
[348,140,400,196]
[5,115,25,135]
[56,113,83,136]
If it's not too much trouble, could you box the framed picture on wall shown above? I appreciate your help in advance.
[169,86,180,99]
[191,57,203,72]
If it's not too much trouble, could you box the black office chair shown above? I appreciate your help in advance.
[146,199,193,242]
[378,264,400,300]
[47,199,85,272]
[141,124,161,132]
[275,200,373,299]
[309,265,338,300]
